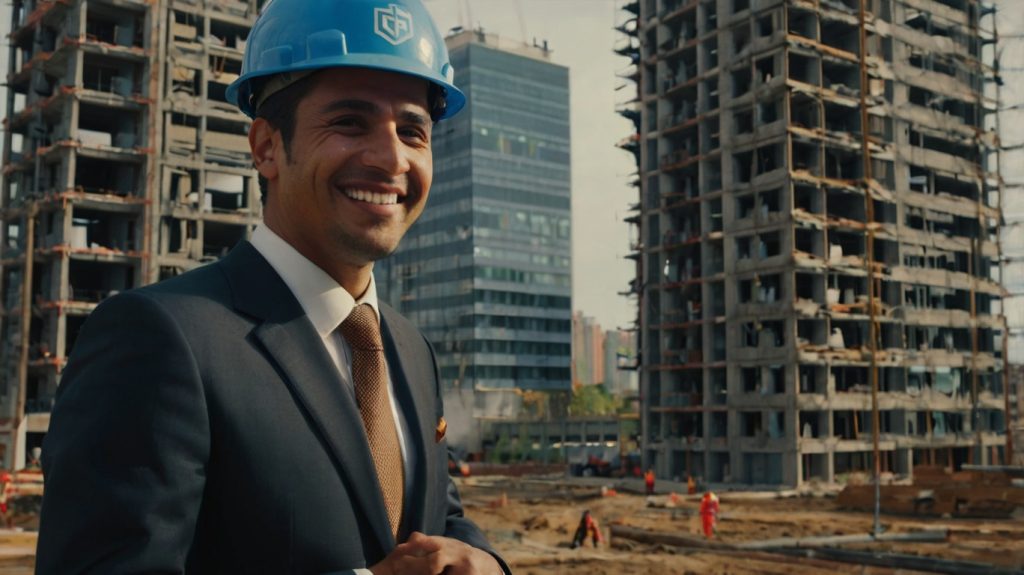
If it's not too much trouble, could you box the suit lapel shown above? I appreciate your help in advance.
[379,305,436,533]
[219,242,395,550]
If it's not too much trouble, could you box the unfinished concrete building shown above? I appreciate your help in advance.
[0,0,262,468]
[621,0,1009,487]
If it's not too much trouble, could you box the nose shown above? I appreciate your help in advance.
[361,123,411,176]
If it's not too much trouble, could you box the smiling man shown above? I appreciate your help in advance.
[36,1,507,574]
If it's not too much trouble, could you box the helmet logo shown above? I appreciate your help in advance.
[374,4,414,46]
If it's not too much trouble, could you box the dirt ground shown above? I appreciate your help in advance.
[2,474,1022,574]
[457,474,1024,575]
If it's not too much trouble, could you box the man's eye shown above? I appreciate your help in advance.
[400,128,428,141]
[331,116,363,128]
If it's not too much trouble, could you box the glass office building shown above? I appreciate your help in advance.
[378,30,572,416]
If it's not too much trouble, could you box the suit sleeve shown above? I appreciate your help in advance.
[37,291,210,574]
[443,472,512,574]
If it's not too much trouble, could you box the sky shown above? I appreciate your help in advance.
[422,0,638,331]
[993,2,1024,359]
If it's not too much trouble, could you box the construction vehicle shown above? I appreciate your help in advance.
[569,450,642,478]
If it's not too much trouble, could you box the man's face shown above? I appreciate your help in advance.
[260,67,433,274]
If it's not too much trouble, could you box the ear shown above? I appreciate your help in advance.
[249,117,280,182]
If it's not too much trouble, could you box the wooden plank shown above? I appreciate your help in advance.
[777,547,1020,575]
[738,529,947,550]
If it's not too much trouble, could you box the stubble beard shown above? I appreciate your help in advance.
[335,223,403,267]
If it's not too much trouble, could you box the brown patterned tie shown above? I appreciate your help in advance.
[339,304,404,538]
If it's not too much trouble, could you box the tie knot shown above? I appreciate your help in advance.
[340,304,383,351]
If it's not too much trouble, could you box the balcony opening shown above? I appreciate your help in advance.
[757,13,774,37]
[732,66,751,97]
[70,209,137,252]
[68,260,135,303]
[798,364,826,394]
[79,102,139,149]
[736,193,754,219]
[823,59,859,93]
[755,55,774,85]
[794,228,822,257]
[734,109,753,134]
[205,172,250,213]
[740,411,762,437]
[787,6,817,40]
[794,184,820,213]
[733,23,751,56]
[166,218,196,255]
[755,143,781,175]
[75,157,141,197]
[789,52,819,85]
[83,54,140,95]
[736,235,752,260]
[790,95,820,129]
[85,4,144,48]
[734,150,753,183]
[759,231,781,258]
[792,140,820,175]
[202,221,247,261]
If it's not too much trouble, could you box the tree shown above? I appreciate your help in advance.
[568,383,621,416]
[520,390,548,419]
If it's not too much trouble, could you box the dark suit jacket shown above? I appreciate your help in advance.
[37,241,506,574]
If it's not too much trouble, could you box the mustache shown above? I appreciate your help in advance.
[333,170,409,189]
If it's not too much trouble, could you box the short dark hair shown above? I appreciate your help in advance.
[252,73,447,205]
[253,74,318,205]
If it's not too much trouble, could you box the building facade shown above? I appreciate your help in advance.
[572,311,605,386]
[604,327,639,396]
[572,311,639,396]
[0,0,262,468]
[622,0,1008,487]
[378,30,572,438]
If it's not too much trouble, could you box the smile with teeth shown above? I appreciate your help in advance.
[344,189,399,205]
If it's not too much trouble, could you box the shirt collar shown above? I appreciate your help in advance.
[250,225,379,338]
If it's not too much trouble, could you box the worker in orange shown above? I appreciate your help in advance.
[687,475,697,495]
[0,472,12,528]
[698,491,720,538]
[570,510,604,549]
[644,467,655,495]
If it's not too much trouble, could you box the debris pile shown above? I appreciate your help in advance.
[838,465,1024,518]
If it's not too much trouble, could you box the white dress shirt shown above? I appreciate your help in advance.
[250,225,412,573]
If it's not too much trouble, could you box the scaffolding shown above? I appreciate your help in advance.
[629,0,1008,488]
[0,0,265,469]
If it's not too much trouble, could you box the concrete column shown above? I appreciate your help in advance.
[784,450,798,486]
[894,448,913,476]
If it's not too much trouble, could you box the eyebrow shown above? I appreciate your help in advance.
[319,99,431,128]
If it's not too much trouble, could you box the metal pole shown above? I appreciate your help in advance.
[13,202,37,470]
[857,0,881,537]
[992,6,1014,465]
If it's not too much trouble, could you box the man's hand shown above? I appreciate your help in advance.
[369,532,503,575]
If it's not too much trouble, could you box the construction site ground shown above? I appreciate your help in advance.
[1,474,1022,573]
[459,474,1024,574]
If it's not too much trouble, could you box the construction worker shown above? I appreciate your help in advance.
[699,491,720,538]
[0,472,13,528]
[37,0,506,573]
[570,510,604,549]
[686,475,697,495]
[644,467,656,495]
[26,447,41,471]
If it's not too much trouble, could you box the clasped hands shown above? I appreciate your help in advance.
[370,533,503,575]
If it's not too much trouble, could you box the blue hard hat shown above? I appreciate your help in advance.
[226,0,466,120]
